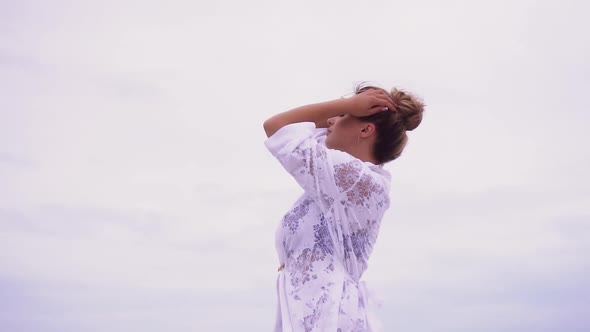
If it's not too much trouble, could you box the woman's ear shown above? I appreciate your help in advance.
[360,123,376,138]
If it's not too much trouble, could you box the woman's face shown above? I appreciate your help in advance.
[325,114,363,151]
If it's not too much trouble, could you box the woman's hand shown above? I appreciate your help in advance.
[347,89,397,117]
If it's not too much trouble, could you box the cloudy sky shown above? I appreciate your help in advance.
[1,0,589,331]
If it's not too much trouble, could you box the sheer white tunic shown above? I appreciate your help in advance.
[265,122,391,332]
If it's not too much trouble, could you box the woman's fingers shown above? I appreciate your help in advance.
[371,95,397,111]
[365,90,396,109]
[369,105,386,114]
[355,89,397,115]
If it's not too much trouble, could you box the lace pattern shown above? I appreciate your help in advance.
[266,122,390,331]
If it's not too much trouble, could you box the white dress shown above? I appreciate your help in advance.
[265,122,391,332]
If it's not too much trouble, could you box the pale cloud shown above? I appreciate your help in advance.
[1,0,589,331]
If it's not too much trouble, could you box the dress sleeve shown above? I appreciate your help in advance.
[264,122,364,210]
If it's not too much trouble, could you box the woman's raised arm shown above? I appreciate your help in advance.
[262,90,396,138]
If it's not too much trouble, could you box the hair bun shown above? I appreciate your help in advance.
[353,82,426,163]
[390,88,425,131]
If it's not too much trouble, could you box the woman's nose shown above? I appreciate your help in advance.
[327,117,335,126]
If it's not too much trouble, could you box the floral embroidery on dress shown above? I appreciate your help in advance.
[289,247,319,288]
[289,214,336,290]
[335,160,362,192]
[283,239,294,260]
[350,229,371,259]
[302,292,330,332]
[313,213,335,256]
[282,198,313,234]
[346,173,385,207]
[325,262,334,273]
[320,192,335,210]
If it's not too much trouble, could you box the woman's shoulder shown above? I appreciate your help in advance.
[324,149,390,194]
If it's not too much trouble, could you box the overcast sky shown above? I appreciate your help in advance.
[1,0,589,331]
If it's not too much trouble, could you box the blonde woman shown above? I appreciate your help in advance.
[264,83,425,331]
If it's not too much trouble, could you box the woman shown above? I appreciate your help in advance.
[263,83,425,331]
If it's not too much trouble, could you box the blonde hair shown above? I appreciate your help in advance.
[355,83,425,163]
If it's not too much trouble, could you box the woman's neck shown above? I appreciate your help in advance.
[348,140,379,165]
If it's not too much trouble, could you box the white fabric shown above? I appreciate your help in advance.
[265,122,391,332]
